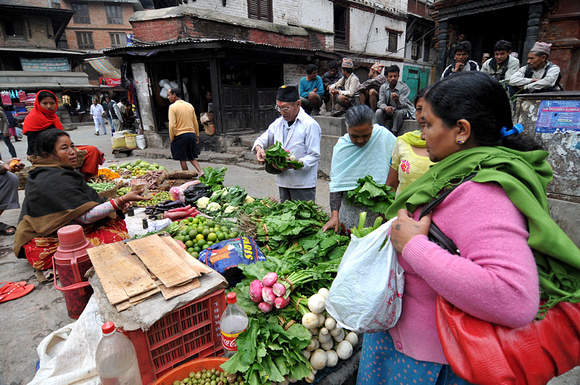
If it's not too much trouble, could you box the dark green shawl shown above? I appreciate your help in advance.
[386,146,580,312]
[14,157,103,256]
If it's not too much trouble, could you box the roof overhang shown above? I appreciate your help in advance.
[0,4,74,43]
[0,48,86,57]
[0,71,100,91]
[105,38,340,62]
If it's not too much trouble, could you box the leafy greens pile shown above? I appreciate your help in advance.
[199,166,227,191]
[265,141,304,170]
[346,175,396,214]
[220,317,312,385]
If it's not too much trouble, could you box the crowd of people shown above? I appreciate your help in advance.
[0,34,576,384]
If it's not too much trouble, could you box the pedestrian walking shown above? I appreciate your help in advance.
[167,88,204,176]
[102,96,114,133]
[90,99,106,135]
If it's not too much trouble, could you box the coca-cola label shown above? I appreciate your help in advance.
[221,329,246,351]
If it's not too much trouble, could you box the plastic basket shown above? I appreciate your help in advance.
[126,289,226,384]
[153,357,228,385]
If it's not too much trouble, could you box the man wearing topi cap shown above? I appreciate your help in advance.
[510,41,562,93]
[253,85,321,202]
[329,58,360,117]
[357,62,387,111]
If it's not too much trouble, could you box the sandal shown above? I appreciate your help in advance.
[0,222,16,236]
[0,281,35,303]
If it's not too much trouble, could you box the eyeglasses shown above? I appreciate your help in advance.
[275,104,295,113]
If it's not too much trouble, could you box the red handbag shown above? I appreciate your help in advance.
[436,296,580,385]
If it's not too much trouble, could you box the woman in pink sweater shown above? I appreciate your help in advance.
[357,72,580,384]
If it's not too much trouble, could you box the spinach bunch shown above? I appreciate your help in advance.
[346,175,395,214]
[265,141,304,170]
[220,317,312,385]
[199,166,227,191]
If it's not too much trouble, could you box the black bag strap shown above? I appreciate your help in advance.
[419,173,477,255]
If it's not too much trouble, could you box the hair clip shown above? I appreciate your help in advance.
[500,123,524,138]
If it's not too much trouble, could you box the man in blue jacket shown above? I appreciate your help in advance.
[299,64,324,116]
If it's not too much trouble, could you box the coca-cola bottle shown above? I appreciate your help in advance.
[220,292,249,358]
[95,322,142,385]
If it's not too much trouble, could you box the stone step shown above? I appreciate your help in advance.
[226,146,248,155]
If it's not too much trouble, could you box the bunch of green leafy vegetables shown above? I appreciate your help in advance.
[255,200,330,252]
[346,175,396,214]
[265,141,304,170]
[199,166,227,191]
[209,186,247,207]
[220,316,312,385]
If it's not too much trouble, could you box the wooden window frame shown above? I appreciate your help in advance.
[76,31,94,50]
[248,0,273,22]
[109,32,126,47]
[333,4,350,50]
[105,4,123,25]
[72,3,90,24]
[387,31,398,53]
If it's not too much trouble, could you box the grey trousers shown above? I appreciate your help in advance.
[374,108,409,134]
[278,187,316,203]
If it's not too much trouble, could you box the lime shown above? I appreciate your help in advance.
[196,233,204,241]
[183,235,191,242]
[206,241,213,247]
[191,251,199,258]
[202,229,210,237]
[207,220,215,227]
[197,239,207,248]
[199,216,206,222]
[187,247,194,254]
[207,233,217,242]
[194,246,201,253]
[228,232,236,239]
[189,229,198,238]
[185,240,193,248]
[192,217,199,224]
[217,232,226,241]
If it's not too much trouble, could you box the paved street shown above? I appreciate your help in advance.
[0,123,578,384]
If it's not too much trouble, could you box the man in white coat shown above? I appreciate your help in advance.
[253,85,321,202]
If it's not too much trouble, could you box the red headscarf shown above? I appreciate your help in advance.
[23,90,63,134]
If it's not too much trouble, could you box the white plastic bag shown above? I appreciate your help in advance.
[325,217,404,333]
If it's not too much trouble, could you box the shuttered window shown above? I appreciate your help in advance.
[248,0,272,22]
[72,3,90,24]
[76,32,94,49]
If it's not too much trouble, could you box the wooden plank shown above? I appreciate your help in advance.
[88,242,158,305]
[156,278,202,300]
[129,286,161,304]
[127,235,197,288]
[160,236,213,275]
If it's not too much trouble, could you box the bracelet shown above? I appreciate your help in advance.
[110,198,120,211]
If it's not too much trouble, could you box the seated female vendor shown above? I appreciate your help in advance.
[13,129,147,282]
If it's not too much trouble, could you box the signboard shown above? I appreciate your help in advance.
[126,33,134,47]
[99,78,121,87]
[536,100,580,133]
[20,58,70,72]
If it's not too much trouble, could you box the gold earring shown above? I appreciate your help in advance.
[457,138,465,144]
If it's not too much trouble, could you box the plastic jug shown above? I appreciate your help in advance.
[53,225,94,319]
[96,322,142,385]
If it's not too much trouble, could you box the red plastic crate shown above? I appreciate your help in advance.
[126,289,226,385]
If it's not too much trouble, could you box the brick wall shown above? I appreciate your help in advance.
[61,1,134,50]
[283,64,306,85]
[0,14,57,49]
[132,14,328,51]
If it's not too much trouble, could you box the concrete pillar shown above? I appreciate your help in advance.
[131,62,155,133]
[523,3,544,60]
[435,20,449,79]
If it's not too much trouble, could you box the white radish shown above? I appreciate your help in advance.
[316,313,326,327]
[324,317,336,330]
[345,332,359,346]
[310,349,327,370]
[318,287,329,299]
[319,327,329,336]
[320,340,333,351]
[308,294,326,314]
[309,327,319,336]
[306,338,319,352]
[326,350,338,367]
[332,328,345,342]
[302,349,311,359]
[302,313,318,329]
[304,372,315,383]
[336,340,354,360]
[288,378,297,383]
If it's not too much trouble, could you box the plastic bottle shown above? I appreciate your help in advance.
[220,292,249,358]
[95,322,142,385]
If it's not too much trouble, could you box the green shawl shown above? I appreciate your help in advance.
[386,146,580,312]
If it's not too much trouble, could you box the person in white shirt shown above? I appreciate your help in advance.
[509,41,562,93]
[89,99,106,135]
[253,85,321,202]
[481,40,520,85]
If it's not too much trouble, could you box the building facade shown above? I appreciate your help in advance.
[107,0,436,145]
